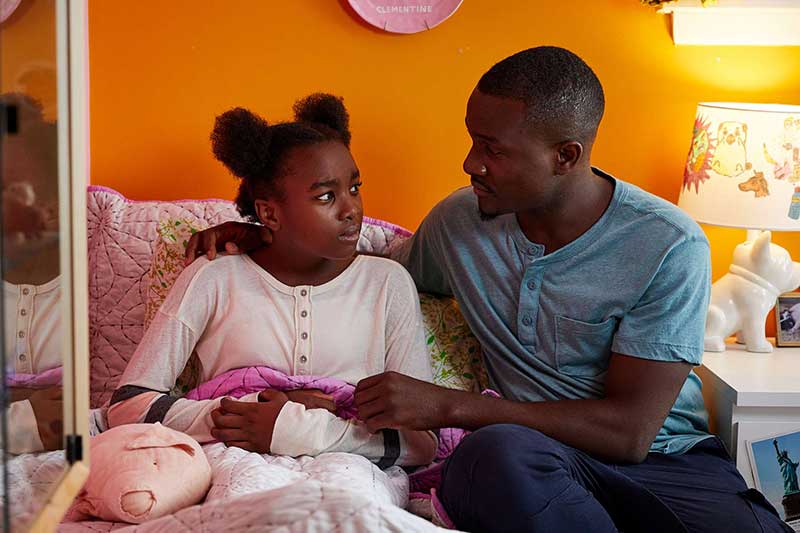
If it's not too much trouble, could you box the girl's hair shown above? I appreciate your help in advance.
[211,93,351,222]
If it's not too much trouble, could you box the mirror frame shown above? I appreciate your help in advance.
[27,1,90,530]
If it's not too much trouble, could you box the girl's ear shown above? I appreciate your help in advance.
[254,199,281,232]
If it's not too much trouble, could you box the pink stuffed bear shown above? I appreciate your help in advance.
[69,423,211,524]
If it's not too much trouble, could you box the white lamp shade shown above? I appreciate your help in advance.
[678,102,800,231]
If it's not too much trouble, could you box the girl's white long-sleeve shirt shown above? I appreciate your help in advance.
[108,254,436,467]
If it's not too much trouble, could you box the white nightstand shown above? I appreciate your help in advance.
[696,342,800,487]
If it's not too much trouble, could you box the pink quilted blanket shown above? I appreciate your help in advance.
[185,366,358,420]
[184,365,474,468]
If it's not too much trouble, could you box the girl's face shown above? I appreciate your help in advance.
[259,140,363,261]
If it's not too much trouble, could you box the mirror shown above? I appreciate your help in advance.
[0,1,89,530]
[1,0,64,529]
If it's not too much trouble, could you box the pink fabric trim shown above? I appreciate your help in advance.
[87,186,412,236]
[431,488,457,529]
[7,366,62,388]
[435,427,470,461]
[87,185,231,205]
[185,366,358,420]
[409,460,445,494]
[362,215,412,237]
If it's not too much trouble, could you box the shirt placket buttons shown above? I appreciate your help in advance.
[298,288,310,375]
[18,286,32,372]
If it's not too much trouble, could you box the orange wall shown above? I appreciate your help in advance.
[88,1,800,303]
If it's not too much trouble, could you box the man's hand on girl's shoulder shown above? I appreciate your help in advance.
[184,221,272,266]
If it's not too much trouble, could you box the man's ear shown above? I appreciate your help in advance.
[554,141,583,175]
[254,199,281,232]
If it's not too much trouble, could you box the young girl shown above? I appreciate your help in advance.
[2,93,63,454]
[108,94,436,467]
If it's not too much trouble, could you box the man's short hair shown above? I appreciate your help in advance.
[477,46,605,143]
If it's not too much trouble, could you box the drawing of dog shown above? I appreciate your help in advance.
[738,171,770,198]
[705,231,800,353]
[711,121,749,177]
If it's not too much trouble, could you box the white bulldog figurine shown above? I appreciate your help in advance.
[705,231,800,353]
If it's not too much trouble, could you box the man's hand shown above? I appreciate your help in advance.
[184,221,272,265]
[210,390,288,453]
[285,389,337,413]
[28,386,63,451]
[354,371,451,432]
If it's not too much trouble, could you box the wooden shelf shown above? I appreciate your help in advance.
[659,1,800,46]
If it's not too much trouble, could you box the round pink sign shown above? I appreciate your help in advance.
[348,0,463,34]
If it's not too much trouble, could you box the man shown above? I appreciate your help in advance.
[186,47,790,532]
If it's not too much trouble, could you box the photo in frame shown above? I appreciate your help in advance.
[746,427,800,529]
[776,292,800,347]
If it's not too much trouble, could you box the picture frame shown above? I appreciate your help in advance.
[746,427,800,528]
[776,292,800,347]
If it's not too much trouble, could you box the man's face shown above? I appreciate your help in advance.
[463,89,560,219]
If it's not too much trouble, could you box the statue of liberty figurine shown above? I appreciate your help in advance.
[774,439,800,495]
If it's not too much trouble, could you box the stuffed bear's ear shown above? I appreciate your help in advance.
[751,230,772,264]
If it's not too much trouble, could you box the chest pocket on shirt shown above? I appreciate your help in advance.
[555,315,617,377]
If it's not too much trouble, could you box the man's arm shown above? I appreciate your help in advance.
[355,353,690,464]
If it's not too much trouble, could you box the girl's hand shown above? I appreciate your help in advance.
[29,386,63,451]
[285,389,336,413]
[9,387,35,402]
[210,390,288,453]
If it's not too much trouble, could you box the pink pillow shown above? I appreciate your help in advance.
[69,423,211,523]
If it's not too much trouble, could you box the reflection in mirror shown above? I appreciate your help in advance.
[3,92,63,448]
[1,91,65,531]
[1,3,66,525]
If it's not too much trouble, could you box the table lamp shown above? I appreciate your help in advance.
[678,102,800,353]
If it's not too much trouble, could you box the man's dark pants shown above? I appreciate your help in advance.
[439,424,792,532]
